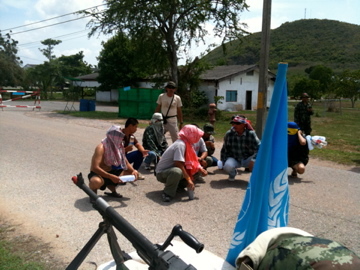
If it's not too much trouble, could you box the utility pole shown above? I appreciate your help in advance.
[255,0,272,139]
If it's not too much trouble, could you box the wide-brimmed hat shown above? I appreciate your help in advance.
[203,123,215,134]
[301,93,310,98]
[165,81,177,88]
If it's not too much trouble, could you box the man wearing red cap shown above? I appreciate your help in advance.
[294,93,314,135]
[220,116,261,181]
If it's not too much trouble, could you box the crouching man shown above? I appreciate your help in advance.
[155,125,207,202]
[88,125,138,201]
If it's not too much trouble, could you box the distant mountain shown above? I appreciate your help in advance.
[203,19,360,73]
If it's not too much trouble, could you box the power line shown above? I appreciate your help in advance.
[19,34,90,50]
[9,15,94,36]
[1,4,107,32]
[18,30,88,47]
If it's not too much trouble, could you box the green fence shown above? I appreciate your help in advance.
[118,88,163,119]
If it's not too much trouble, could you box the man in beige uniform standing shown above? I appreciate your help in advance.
[155,81,184,143]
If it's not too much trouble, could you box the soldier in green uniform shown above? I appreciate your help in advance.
[294,93,314,135]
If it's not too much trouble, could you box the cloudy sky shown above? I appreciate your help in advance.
[1,0,359,67]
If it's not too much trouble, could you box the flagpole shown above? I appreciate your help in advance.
[256,0,272,139]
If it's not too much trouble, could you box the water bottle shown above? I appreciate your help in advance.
[129,135,135,145]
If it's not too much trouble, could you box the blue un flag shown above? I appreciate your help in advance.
[225,63,290,266]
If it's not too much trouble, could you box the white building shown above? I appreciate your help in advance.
[199,64,276,111]
[73,65,277,110]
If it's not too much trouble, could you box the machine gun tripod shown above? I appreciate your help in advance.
[67,173,204,270]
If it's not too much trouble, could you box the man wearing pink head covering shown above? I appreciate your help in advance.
[155,125,208,202]
[88,125,139,200]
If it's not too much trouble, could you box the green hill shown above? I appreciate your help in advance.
[203,19,360,74]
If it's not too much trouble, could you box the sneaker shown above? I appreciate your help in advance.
[144,163,151,170]
[161,192,171,202]
[228,170,238,181]
[138,173,145,180]
[193,174,205,183]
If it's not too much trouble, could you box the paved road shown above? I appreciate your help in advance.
[0,102,359,269]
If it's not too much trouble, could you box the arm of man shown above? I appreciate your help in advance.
[198,139,208,167]
[174,160,194,191]
[91,144,122,184]
[294,104,300,123]
[177,106,183,129]
[297,130,307,145]
[155,104,161,113]
[135,141,149,157]
[220,131,231,162]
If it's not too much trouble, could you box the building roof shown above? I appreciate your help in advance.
[75,72,99,81]
[200,64,276,81]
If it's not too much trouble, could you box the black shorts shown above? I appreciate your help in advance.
[88,169,123,190]
[288,144,309,168]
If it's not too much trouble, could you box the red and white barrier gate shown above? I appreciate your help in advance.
[0,89,41,110]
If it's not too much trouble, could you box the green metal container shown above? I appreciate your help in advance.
[118,88,163,119]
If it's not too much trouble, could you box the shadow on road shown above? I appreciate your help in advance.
[287,177,314,185]
[74,196,131,212]
[209,179,248,190]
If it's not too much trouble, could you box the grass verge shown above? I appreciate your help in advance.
[0,219,66,270]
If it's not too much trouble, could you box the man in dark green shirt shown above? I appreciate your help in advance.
[294,93,314,135]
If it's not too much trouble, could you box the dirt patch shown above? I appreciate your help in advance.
[0,217,67,270]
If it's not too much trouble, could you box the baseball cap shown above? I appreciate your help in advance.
[203,123,215,134]
[288,122,300,135]
[230,116,247,124]
[301,93,310,98]
[288,122,300,129]
[165,81,177,88]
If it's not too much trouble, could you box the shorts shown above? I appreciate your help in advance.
[88,169,123,190]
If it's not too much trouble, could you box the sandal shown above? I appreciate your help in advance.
[104,192,123,198]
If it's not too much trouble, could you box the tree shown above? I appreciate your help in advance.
[0,32,24,86]
[333,69,360,108]
[23,52,92,99]
[23,62,60,99]
[39,38,62,61]
[82,0,249,90]
[97,31,168,90]
[58,52,92,78]
[292,78,321,100]
[33,38,63,98]
[306,65,333,95]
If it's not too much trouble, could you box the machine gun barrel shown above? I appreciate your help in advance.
[71,173,203,270]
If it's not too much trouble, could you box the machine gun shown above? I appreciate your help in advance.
[67,173,204,270]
